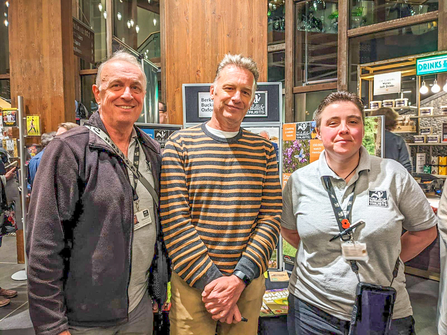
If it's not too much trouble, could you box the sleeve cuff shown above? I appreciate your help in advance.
[234,257,260,283]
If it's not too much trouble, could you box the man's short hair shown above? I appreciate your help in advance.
[371,107,399,131]
[57,122,79,132]
[315,91,365,128]
[96,50,147,90]
[214,54,259,90]
[41,132,57,148]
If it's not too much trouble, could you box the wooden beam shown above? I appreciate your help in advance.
[285,0,295,123]
[0,74,10,80]
[337,0,349,91]
[348,11,438,38]
[268,43,286,52]
[293,82,338,94]
[80,69,98,76]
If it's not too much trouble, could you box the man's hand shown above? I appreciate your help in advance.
[4,167,16,181]
[58,331,70,335]
[202,275,246,319]
[220,304,242,324]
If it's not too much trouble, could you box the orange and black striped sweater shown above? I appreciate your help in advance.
[160,123,282,290]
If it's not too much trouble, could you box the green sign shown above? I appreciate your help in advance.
[417,54,447,76]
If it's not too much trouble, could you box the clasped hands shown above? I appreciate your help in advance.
[201,275,246,325]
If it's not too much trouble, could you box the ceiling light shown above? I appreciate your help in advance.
[3,19,7,26]
[130,19,134,27]
[432,79,440,93]
[420,81,428,94]
[136,25,140,33]
[153,18,157,26]
[5,1,9,7]
[103,11,107,19]
[117,12,122,20]
[98,3,103,11]
[127,20,131,29]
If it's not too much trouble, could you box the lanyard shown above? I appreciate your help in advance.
[85,125,159,207]
[132,142,140,200]
[323,174,400,285]
[323,176,356,240]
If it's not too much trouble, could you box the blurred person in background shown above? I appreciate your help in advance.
[27,131,56,190]
[158,102,168,124]
[56,122,79,136]
[372,107,412,173]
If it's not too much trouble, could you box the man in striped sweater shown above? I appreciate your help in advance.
[161,54,282,334]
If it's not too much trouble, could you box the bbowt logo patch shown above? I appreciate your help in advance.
[368,190,388,207]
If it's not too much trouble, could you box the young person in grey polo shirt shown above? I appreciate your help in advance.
[281,91,438,335]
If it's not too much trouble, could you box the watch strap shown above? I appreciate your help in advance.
[233,270,251,286]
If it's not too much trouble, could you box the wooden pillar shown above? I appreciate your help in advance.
[9,0,76,134]
[285,0,295,123]
[337,0,349,91]
[161,0,268,125]
[439,0,447,84]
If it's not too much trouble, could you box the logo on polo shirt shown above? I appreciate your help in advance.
[368,190,388,207]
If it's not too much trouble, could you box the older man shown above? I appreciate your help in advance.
[161,54,282,334]
[27,50,168,335]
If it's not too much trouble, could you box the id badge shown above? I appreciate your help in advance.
[134,208,152,230]
[341,241,369,261]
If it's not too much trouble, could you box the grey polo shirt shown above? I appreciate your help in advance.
[127,130,156,313]
[281,146,437,321]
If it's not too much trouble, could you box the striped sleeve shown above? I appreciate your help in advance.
[160,133,222,290]
[234,143,282,282]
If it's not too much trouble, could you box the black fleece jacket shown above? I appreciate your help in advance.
[26,113,162,335]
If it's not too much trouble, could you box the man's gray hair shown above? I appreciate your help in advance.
[41,132,57,148]
[214,54,259,88]
[96,50,147,90]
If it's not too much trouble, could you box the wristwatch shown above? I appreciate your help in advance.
[233,270,251,286]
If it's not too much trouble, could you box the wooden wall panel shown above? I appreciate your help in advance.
[9,0,75,137]
[162,0,268,125]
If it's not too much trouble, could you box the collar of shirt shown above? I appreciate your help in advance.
[317,146,371,186]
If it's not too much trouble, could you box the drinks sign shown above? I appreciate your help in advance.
[417,54,447,76]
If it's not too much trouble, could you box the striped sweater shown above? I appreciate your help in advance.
[160,123,282,290]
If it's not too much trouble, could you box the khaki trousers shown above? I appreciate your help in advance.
[170,272,265,335]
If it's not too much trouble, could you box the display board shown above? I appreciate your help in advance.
[135,123,182,151]
[182,82,282,127]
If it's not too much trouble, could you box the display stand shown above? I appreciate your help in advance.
[11,96,28,281]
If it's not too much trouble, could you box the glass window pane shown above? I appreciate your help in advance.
[294,89,337,122]
[268,51,285,83]
[349,21,438,93]
[268,0,285,44]
[350,0,438,29]
[0,1,9,75]
[113,0,160,62]
[79,0,107,69]
[81,75,98,117]
[0,80,10,101]
[295,1,338,86]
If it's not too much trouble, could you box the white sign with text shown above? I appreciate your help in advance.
[373,72,401,95]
